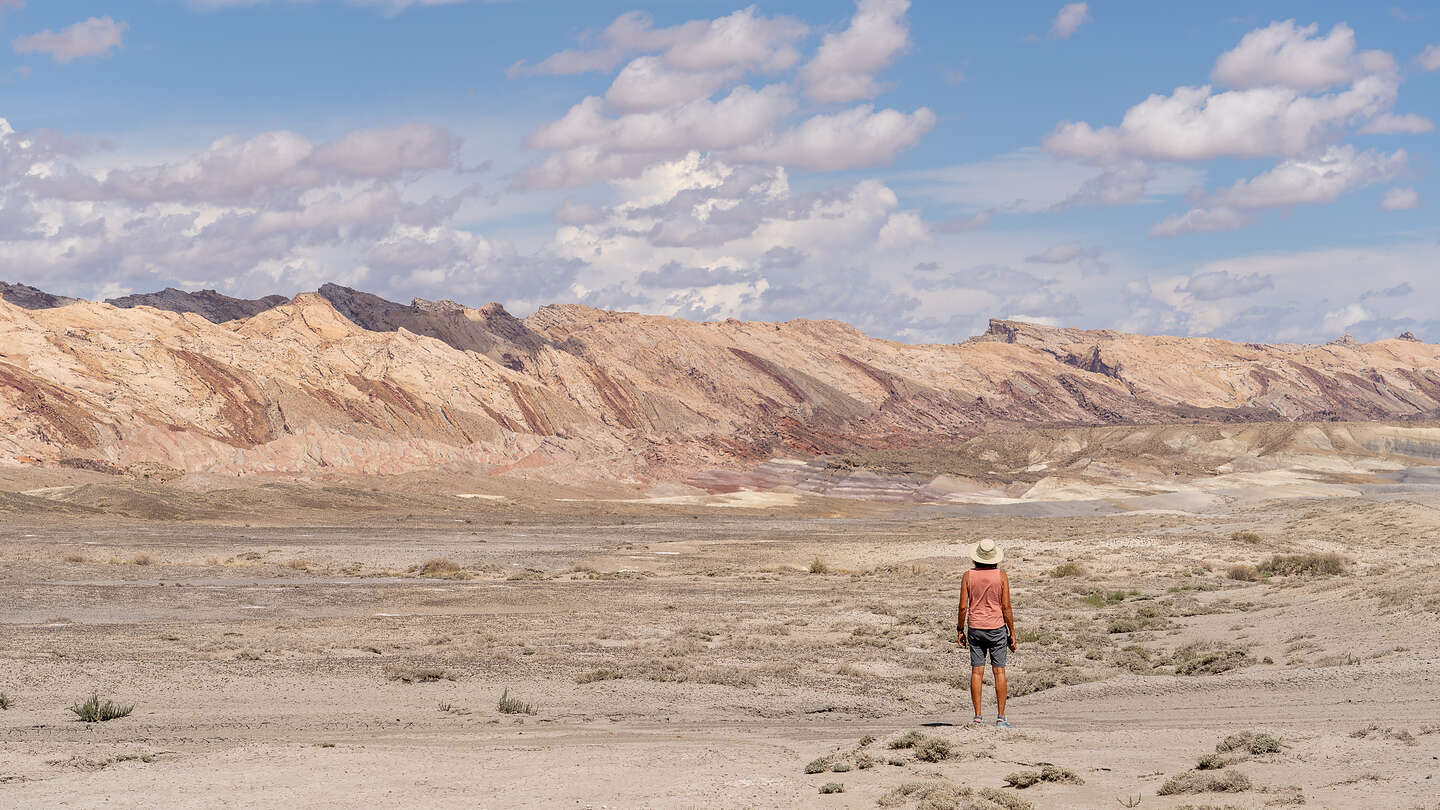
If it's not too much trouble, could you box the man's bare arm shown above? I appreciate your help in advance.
[1000,571,1016,651]
[956,571,969,647]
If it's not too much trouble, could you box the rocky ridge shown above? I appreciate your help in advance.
[1,284,1438,483]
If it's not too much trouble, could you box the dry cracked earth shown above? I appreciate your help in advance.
[2,468,1440,809]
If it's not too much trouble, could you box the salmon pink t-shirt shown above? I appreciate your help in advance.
[966,569,1005,630]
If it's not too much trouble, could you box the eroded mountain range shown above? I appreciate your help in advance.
[2,281,1438,484]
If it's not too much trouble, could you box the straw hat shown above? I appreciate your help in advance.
[970,538,1004,565]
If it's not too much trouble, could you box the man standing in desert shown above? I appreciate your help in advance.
[957,538,1017,727]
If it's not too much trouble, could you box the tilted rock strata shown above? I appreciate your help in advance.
[1,285,1438,482]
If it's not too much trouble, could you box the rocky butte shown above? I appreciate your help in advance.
[1,281,1438,485]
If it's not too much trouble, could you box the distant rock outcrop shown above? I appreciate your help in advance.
[106,288,288,323]
[2,282,1439,482]
[0,281,81,310]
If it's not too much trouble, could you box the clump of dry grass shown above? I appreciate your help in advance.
[1050,562,1085,577]
[1156,769,1252,795]
[1257,553,1345,577]
[1174,644,1253,676]
[1226,564,1259,581]
[575,668,622,684]
[418,558,461,577]
[877,781,1033,810]
[63,554,87,563]
[886,731,953,762]
[132,553,153,566]
[497,689,536,715]
[1216,730,1282,754]
[1004,765,1083,789]
[809,557,831,574]
[283,559,309,570]
[818,782,844,794]
[1349,725,1416,745]
[1229,531,1262,543]
[70,694,133,723]
[384,665,455,683]
[1081,589,1132,607]
[1107,614,1166,634]
[0,693,11,710]
[1196,752,1227,770]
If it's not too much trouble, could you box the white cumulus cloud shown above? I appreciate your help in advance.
[1381,187,1419,210]
[1049,3,1091,40]
[1417,44,1440,71]
[12,17,128,64]
[1208,146,1405,210]
[1211,21,1392,91]
[1358,112,1434,134]
[1149,206,1251,238]
[801,0,910,103]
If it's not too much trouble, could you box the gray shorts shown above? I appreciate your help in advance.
[968,626,1009,667]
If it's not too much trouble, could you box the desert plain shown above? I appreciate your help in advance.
[3,423,1439,809]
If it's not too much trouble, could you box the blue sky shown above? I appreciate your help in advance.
[0,0,1436,343]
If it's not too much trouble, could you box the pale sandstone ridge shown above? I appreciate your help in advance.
[1,283,1438,482]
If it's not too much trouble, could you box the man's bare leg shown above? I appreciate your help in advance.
[970,665,985,717]
[994,666,1007,718]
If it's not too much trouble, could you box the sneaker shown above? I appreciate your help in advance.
[995,717,1011,728]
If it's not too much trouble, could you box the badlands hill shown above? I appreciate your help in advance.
[1,281,1438,484]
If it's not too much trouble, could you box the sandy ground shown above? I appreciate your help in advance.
[2,473,1440,808]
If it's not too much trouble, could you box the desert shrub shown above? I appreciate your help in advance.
[1226,564,1259,581]
[877,782,963,808]
[1111,645,1154,673]
[70,694,133,722]
[1216,731,1282,755]
[575,668,622,684]
[889,731,927,749]
[1350,725,1417,745]
[132,554,153,566]
[913,736,953,762]
[858,734,876,747]
[1081,590,1129,607]
[1156,769,1252,795]
[63,554,87,563]
[385,665,455,683]
[977,788,1034,810]
[693,667,756,687]
[1257,553,1345,577]
[1007,672,1059,696]
[497,689,536,715]
[878,781,1032,810]
[1196,752,1227,770]
[1175,646,1252,676]
[809,557,830,574]
[1050,562,1085,578]
[804,757,831,774]
[419,558,461,576]
[819,782,844,794]
[831,761,852,773]
[1107,614,1167,634]
[0,693,11,710]
[1004,765,1083,789]
[1005,770,1042,789]
[1229,531,1262,543]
